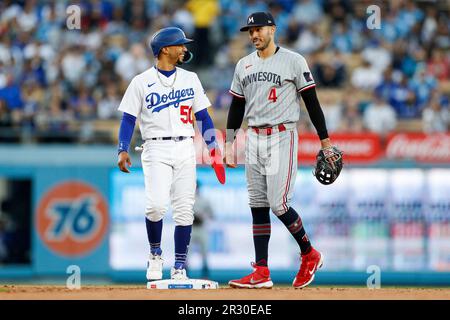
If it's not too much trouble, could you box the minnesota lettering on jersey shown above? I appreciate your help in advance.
[146,85,195,113]
[241,72,282,88]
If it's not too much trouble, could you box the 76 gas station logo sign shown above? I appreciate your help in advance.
[37,181,108,257]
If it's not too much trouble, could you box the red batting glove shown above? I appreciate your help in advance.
[210,148,226,184]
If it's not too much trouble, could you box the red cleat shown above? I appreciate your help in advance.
[228,263,273,289]
[293,247,324,289]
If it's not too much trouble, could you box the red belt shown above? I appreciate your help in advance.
[250,124,286,135]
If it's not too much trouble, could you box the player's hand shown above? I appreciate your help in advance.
[320,138,339,170]
[210,148,226,184]
[223,142,237,168]
[118,151,132,173]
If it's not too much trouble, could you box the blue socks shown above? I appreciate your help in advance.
[174,225,192,269]
[145,218,163,256]
[145,218,192,269]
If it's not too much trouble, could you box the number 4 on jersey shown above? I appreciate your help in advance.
[268,88,277,103]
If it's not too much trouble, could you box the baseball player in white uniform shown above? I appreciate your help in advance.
[224,12,341,289]
[117,27,225,281]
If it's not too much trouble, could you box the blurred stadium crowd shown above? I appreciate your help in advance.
[0,0,449,144]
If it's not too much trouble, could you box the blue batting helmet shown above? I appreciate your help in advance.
[150,27,194,62]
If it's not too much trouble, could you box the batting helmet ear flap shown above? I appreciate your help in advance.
[176,50,193,66]
[180,50,193,64]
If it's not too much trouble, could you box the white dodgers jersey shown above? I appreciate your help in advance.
[118,66,211,139]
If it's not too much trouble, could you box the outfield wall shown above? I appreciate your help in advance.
[0,144,449,286]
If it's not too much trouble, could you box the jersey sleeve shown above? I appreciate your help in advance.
[295,55,316,93]
[229,61,245,98]
[118,76,142,117]
[192,74,211,113]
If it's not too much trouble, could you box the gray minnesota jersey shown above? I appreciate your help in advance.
[230,47,316,127]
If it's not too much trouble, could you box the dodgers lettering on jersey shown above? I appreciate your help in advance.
[146,85,195,113]
[118,67,210,139]
[230,47,316,127]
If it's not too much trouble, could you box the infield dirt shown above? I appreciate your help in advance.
[0,285,449,300]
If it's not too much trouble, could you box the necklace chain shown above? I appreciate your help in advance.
[156,65,177,88]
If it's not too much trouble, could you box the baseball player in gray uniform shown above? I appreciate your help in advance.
[225,12,341,289]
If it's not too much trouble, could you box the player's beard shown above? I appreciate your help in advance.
[257,37,271,51]
[169,51,184,66]
[253,31,271,51]
[176,50,187,65]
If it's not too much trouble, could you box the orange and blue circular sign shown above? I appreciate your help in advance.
[36,181,109,257]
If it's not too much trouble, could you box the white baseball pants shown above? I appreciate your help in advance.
[141,138,196,226]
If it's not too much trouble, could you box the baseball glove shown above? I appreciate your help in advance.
[313,146,343,185]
